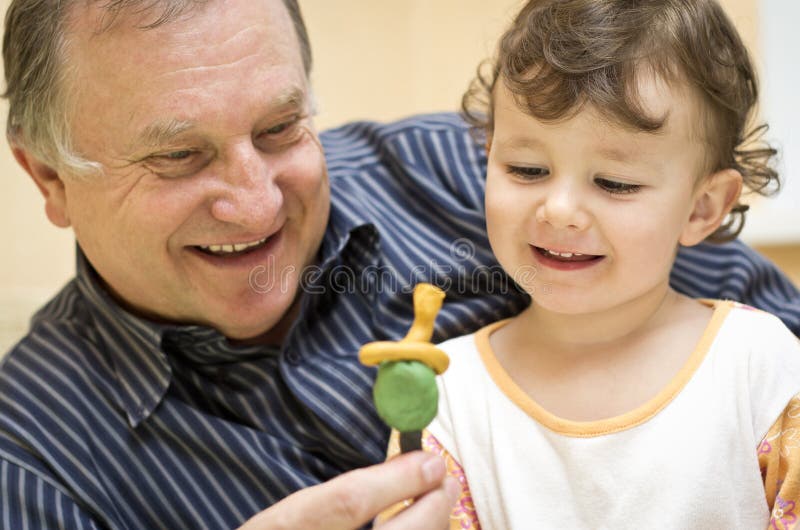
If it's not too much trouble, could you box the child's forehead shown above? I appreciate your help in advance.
[494,68,705,143]
[491,79,707,174]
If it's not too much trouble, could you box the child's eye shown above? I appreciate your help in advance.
[507,165,550,181]
[595,177,641,194]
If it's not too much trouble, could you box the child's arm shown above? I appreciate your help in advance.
[758,392,800,529]
[378,429,481,529]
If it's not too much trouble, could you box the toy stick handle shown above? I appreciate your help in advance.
[403,284,445,343]
[399,430,423,453]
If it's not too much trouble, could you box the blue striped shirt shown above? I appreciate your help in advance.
[1,113,799,529]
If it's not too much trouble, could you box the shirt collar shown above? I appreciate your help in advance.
[75,249,171,427]
[320,182,380,269]
[75,249,277,427]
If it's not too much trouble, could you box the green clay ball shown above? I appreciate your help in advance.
[373,360,439,432]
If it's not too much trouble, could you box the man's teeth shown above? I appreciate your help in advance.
[201,237,268,254]
[544,249,583,258]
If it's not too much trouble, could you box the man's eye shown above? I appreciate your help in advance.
[255,115,305,153]
[144,149,212,178]
[507,165,550,181]
[265,122,290,135]
[263,115,301,136]
[595,177,642,194]
[162,150,193,160]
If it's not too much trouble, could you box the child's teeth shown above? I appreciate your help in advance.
[547,249,581,258]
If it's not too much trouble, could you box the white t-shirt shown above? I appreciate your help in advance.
[427,301,800,529]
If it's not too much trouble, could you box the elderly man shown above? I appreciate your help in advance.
[1,0,798,529]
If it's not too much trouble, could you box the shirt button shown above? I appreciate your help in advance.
[285,351,302,365]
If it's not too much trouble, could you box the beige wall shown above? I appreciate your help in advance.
[0,0,761,352]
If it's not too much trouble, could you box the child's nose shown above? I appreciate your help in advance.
[535,182,591,231]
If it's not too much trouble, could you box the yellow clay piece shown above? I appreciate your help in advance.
[359,341,450,374]
[403,284,446,343]
[358,284,450,374]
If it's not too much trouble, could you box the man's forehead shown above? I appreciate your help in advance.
[64,0,302,87]
[61,0,308,159]
[67,0,290,46]
[67,0,205,36]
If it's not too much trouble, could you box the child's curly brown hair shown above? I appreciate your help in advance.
[463,0,779,242]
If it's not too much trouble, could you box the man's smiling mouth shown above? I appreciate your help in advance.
[196,236,271,257]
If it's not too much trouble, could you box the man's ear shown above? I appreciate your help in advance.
[679,168,743,246]
[11,144,71,228]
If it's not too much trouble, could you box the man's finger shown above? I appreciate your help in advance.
[375,476,460,530]
[239,451,452,530]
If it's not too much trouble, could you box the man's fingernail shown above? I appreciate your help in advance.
[422,455,444,483]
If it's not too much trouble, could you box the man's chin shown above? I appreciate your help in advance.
[215,296,302,346]
[221,322,288,346]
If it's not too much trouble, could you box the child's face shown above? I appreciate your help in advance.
[485,75,711,316]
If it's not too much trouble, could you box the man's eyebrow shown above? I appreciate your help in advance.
[134,119,196,149]
[272,86,306,111]
[131,87,307,151]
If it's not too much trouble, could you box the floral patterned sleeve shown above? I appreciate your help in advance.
[377,429,481,529]
[759,393,800,530]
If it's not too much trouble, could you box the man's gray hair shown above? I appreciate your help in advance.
[2,0,312,176]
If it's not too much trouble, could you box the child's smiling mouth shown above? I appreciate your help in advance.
[534,246,603,263]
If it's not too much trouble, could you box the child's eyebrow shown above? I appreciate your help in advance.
[496,135,545,151]
[498,135,641,163]
[597,145,637,163]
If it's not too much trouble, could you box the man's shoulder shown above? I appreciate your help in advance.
[1,278,115,436]
[2,280,102,382]
[321,112,480,169]
[0,281,121,521]
[321,112,471,147]
[322,112,488,212]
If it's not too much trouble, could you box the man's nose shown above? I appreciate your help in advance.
[534,178,591,231]
[210,142,283,228]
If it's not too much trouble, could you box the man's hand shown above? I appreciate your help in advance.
[239,451,460,530]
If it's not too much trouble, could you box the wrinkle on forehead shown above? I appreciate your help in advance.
[67,0,298,78]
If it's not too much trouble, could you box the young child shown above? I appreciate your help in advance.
[385,1,800,528]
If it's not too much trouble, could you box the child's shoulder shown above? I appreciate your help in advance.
[668,299,800,442]
[710,299,800,427]
[716,299,798,342]
[708,299,799,367]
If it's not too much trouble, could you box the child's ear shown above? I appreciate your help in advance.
[11,144,71,228]
[679,168,743,246]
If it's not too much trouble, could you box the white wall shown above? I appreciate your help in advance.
[740,0,800,244]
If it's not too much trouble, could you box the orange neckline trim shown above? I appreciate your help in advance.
[476,300,733,438]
